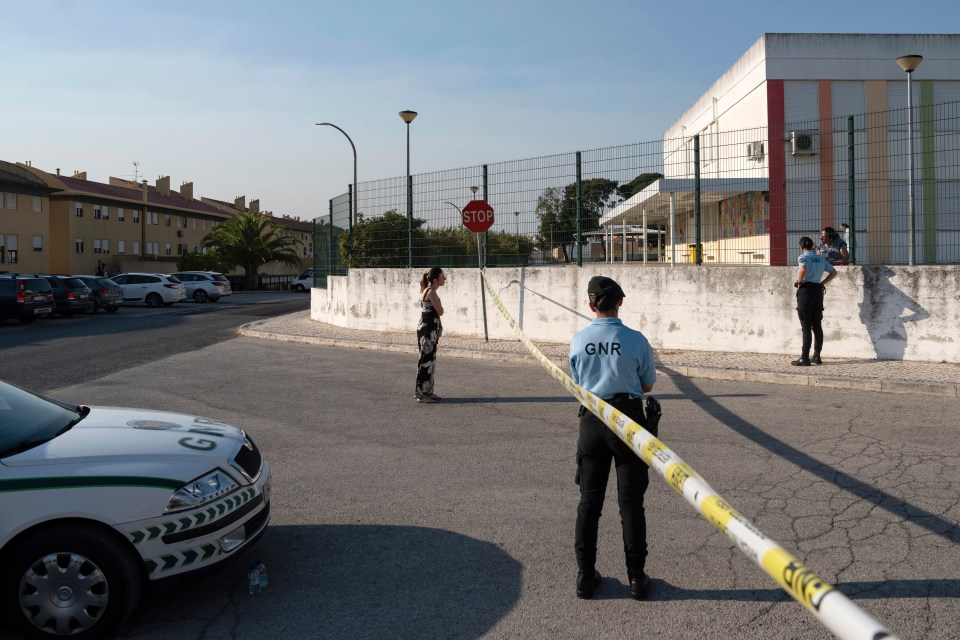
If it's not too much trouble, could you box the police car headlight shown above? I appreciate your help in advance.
[165,469,239,512]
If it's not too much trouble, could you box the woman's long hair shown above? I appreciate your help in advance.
[420,267,444,292]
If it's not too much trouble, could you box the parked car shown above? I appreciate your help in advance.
[0,275,55,324]
[0,379,271,639]
[171,271,233,303]
[111,273,186,307]
[290,268,314,292]
[74,275,124,313]
[34,275,94,317]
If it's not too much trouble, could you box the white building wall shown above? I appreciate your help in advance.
[311,266,960,363]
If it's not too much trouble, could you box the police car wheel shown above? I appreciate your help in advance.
[1,524,143,640]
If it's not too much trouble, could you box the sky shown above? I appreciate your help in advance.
[3,0,958,220]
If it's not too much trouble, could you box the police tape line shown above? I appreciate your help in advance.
[479,270,895,640]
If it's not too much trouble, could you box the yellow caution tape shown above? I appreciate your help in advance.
[480,270,896,640]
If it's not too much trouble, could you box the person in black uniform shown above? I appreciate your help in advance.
[793,236,837,366]
[569,276,657,600]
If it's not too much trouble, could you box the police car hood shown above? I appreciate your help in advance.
[2,406,248,469]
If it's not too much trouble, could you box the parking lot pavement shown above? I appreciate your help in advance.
[9,337,955,640]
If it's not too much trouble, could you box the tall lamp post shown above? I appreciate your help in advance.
[896,54,923,265]
[399,110,418,267]
[315,122,357,229]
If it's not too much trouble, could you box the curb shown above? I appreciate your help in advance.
[237,326,958,398]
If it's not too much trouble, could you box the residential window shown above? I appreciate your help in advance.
[133,241,139,255]
[5,193,15,209]
[103,239,110,253]
[93,239,101,254]
[118,240,125,254]
[177,243,185,256]
[75,202,84,217]
[133,210,140,223]
[181,216,187,227]
[102,206,109,220]
[94,205,102,219]
[165,242,171,255]
[0,234,4,263]
[202,220,207,230]
[33,235,42,251]
[192,218,197,229]
[165,214,171,227]
[152,211,159,225]
[75,238,84,253]
[193,244,198,252]
[32,196,42,213]
[7,234,17,263]
[117,207,125,221]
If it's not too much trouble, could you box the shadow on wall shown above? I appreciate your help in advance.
[858,266,930,361]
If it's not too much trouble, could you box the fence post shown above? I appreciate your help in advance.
[480,164,489,341]
[694,134,702,266]
[329,199,334,286]
[576,151,582,267]
[347,183,353,234]
[482,164,489,268]
[847,116,856,264]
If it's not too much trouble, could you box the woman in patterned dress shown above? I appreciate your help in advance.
[415,267,446,403]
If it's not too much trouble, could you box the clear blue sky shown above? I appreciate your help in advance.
[3,0,957,219]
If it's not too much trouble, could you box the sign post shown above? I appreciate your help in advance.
[462,200,495,341]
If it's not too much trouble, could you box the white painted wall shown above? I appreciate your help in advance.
[312,266,960,363]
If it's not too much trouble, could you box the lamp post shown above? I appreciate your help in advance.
[896,54,923,265]
[315,122,357,230]
[399,110,418,268]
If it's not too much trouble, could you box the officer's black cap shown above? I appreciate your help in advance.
[587,276,625,300]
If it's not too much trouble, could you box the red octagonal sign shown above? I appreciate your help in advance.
[461,199,495,233]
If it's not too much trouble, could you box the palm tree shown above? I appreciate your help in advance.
[202,211,302,289]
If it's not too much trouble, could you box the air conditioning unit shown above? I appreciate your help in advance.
[746,141,764,161]
[791,131,817,155]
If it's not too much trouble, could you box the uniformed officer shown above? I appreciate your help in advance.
[569,276,657,600]
[793,236,837,366]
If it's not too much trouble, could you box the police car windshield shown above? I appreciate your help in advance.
[0,381,81,458]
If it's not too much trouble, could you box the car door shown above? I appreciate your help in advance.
[117,275,146,302]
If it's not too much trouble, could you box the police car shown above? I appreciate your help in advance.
[0,380,271,639]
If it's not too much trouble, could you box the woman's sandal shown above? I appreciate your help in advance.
[416,395,437,404]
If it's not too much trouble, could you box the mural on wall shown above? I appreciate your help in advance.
[719,192,769,238]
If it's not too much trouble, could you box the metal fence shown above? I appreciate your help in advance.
[315,100,960,278]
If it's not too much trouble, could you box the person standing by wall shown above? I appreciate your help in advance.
[95,260,106,277]
[415,267,446,403]
[569,276,657,600]
[793,237,837,366]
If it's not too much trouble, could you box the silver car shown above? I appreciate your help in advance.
[171,271,233,303]
[111,273,187,307]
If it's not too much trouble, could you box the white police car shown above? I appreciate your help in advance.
[0,380,271,639]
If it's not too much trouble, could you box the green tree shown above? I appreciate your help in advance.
[617,172,663,202]
[202,211,302,289]
[176,249,232,273]
[535,187,563,263]
[340,210,426,267]
[535,179,619,262]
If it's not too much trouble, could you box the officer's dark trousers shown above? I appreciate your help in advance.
[575,399,649,577]
[796,283,825,359]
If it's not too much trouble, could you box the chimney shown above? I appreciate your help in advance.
[156,175,170,196]
[141,180,149,204]
[56,168,61,176]
[180,181,194,200]
[73,171,87,180]
[234,196,246,210]
[250,199,260,214]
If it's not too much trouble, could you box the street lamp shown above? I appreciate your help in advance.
[399,110,418,267]
[896,54,923,265]
[315,122,357,229]
[470,185,479,199]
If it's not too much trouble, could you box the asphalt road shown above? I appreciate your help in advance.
[0,292,310,393]
[3,337,955,640]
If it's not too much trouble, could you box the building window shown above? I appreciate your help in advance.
[152,211,159,225]
[133,241,139,255]
[102,206,109,220]
[7,234,17,263]
[32,196,42,213]
[118,240,125,254]
[5,193,15,209]
[75,238,84,253]
[192,218,197,229]
[177,243,185,256]
[94,205,102,219]
[165,242,171,255]
[117,207,125,221]
[103,239,110,253]
[165,214,171,227]
[93,239,101,253]
[33,235,42,251]
[75,202,84,217]
[181,216,187,228]
[133,210,140,223]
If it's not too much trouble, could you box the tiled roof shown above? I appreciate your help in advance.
[57,176,225,216]
[0,168,58,192]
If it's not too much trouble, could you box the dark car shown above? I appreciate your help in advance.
[74,275,124,313]
[0,275,55,324]
[35,275,94,317]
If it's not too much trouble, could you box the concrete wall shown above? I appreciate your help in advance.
[311,265,959,363]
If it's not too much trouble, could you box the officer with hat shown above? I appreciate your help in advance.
[793,236,837,366]
[569,275,657,600]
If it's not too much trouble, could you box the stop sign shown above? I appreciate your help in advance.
[461,199,495,233]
